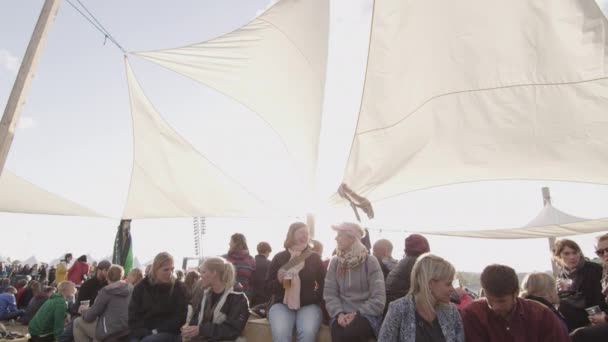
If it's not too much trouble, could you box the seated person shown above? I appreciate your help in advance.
[324,222,386,342]
[570,233,608,342]
[0,287,25,321]
[520,272,567,330]
[21,286,55,325]
[385,234,430,304]
[461,264,570,342]
[28,281,76,342]
[73,264,131,342]
[181,257,249,342]
[18,281,39,309]
[378,253,464,341]
[128,252,187,342]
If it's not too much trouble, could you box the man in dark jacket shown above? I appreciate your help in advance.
[250,242,272,306]
[58,260,111,342]
[75,260,111,309]
[385,234,430,305]
[73,265,131,342]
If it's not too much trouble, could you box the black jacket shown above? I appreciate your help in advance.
[385,255,418,304]
[78,276,108,305]
[558,261,607,331]
[251,255,271,306]
[266,249,325,307]
[188,285,249,341]
[128,277,188,337]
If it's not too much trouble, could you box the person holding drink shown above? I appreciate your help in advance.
[570,234,608,342]
[266,222,326,342]
[552,239,606,331]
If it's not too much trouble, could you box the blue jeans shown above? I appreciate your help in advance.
[268,303,322,342]
[0,309,24,321]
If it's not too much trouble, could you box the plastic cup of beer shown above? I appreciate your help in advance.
[80,300,90,308]
[586,305,602,317]
[560,278,573,291]
[283,274,292,290]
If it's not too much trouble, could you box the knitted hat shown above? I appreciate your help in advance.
[331,222,366,240]
[404,234,430,257]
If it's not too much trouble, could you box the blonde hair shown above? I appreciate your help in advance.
[409,253,455,315]
[149,252,174,285]
[520,272,559,304]
[57,280,75,293]
[283,222,310,249]
[202,257,235,289]
[107,265,125,282]
[128,268,144,285]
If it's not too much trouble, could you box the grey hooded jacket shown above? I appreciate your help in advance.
[82,281,132,340]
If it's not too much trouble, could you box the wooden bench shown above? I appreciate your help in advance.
[243,318,376,342]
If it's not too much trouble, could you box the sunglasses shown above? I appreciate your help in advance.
[595,247,608,256]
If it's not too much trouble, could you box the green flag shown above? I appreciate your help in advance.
[113,219,133,274]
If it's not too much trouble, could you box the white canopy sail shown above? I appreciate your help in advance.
[134,0,329,191]
[341,0,608,203]
[417,203,608,239]
[0,169,101,217]
[122,59,268,219]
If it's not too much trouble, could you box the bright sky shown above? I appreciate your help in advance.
[1,0,608,272]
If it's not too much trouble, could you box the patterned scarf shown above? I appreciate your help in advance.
[336,239,369,274]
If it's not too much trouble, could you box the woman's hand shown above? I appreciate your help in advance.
[277,269,286,282]
[77,305,89,315]
[556,278,572,292]
[343,312,357,326]
[337,313,348,327]
[181,325,199,338]
[589,312,607,325]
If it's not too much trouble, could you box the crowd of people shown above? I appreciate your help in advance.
[1,222,607,342]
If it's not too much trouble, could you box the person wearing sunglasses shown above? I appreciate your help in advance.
[552,239,606,332]
[569,234,608,342]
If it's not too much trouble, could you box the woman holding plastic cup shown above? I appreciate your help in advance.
[266,222,326,342]
[569,234,608,341]
[553,239,606,331]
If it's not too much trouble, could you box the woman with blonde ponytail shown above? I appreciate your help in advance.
[181,257,249,342]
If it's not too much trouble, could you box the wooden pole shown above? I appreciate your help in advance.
[542,187,559,277]
[306,213,316,238]
[0,0,62,174]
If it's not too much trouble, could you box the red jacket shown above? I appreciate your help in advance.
[67,261,89,285]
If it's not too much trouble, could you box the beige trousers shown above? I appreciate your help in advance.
[73,317,97,342]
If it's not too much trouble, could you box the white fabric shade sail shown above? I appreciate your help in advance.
[417,203,608,239]
[3,0,608,243]
[340,0,608,204]
[23,255,39,265]
[0,169,102,217]
[134,0,329,192]
[122,60,269,219]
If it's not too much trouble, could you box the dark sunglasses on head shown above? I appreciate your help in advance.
[595,247,608,256]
